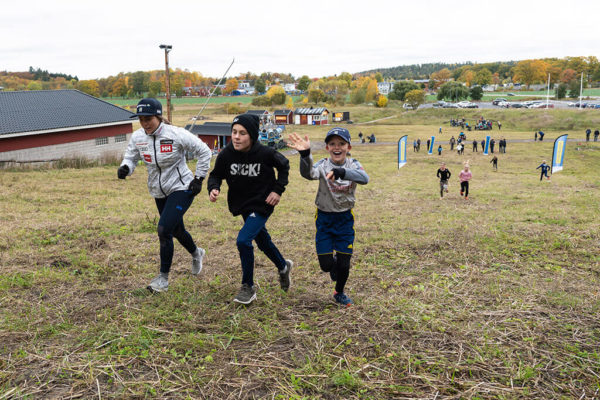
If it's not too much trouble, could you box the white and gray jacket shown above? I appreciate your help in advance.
[120,123,212,198]
[299,152,369,212]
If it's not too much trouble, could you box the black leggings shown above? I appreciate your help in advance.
[460,181,469,197]
[155,190,197,273]
[318,253,351,294]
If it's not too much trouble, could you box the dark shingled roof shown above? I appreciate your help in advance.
[184,122,232,136]
[0,90,136,136]
[246,110,269,115]
[274,109,293,115]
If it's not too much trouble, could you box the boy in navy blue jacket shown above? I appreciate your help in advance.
[207,114,292,305]
[288,128,369,306]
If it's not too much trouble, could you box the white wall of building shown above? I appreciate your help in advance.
[0,134,130,162]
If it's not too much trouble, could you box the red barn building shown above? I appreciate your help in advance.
[185,122,232,150]
[273,109,294,125]
[0,90,136,163]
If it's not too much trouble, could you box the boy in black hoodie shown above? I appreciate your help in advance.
[207,114,292,305]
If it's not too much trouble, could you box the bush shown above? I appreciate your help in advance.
[251,95,272,106]
[470,86,483,101]
[555,83,568,99]
[375,95,388,108]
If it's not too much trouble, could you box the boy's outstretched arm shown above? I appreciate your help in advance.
[288,132,319,180]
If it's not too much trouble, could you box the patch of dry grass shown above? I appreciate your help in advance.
[0,124,599,398]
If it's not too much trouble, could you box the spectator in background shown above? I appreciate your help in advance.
[534,131,538,141]
[594,129,599,142]
[472,139,478,152]
[586,128,591,142]
[450,136,456,150]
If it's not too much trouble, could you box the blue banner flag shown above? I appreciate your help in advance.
[483,135,491,155]
[552,134,568,174]
[428,136,435,155]
[398,135,408,169]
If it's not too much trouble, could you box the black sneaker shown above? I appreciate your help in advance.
[278,259,293,292]
[233,283,256,305]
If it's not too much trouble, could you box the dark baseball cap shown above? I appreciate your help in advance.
[325,127,351,144]
[131,98,162,118]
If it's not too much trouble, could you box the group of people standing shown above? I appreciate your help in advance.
[585,128,599,142]
[119,98,369,307]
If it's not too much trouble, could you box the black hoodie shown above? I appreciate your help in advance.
[207,141,290,216]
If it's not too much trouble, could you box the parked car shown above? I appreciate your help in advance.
[492,98,507,105]
[530,102,554,109]
[457,101,478,108]
[432,100,446,108]
[403,103,416,110]
[507,93,516,96]
[442,102,459,108]
[497,101,510,108]
[510,102,525,108]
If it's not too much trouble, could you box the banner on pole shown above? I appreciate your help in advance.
[398,135,408,169]
[483,135,491,155]
[552,134,568,174]
[428,136,435,155]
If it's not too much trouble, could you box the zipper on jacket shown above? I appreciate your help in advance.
[176,167,185,185]
[153,135,167,197]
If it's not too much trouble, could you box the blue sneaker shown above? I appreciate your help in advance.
[333,291,353,307]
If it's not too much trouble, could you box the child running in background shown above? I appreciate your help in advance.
[536,160,550,181]
[207,114,292,305]
[490,156,498,171]
[436,162,451,198]
[459,161,472,200]
[288,128,369,307]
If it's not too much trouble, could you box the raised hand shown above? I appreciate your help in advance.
[287,132,310,151]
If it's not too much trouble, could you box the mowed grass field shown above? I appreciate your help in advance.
[1,115,600,399]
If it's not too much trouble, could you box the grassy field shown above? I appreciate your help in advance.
[1,111,600,398]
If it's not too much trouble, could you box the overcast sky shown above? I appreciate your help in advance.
[1,0,598,80]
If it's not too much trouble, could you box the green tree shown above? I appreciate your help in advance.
[404,89,425,109]
[437,81,469,101]
[148,81,162,97]
[77,80,100,97]
[470,86,483,101]
[308,88,325,104]
[297,75,311,92]
[254,78,266,94]
[389,81,419,101]
[26,81,43,90]
[131,71,149,96]
[374,72,383,83]
[339,72,353,86]
[474,68,492,86]
[555,83,568,99]
[568,79,581,98]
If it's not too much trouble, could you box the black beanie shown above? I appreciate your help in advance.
[232,114,260,142]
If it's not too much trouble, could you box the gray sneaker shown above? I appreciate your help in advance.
[278,259,293,292]
[233,283,256,304]
[191,247,206,275]
[147,274,168,293]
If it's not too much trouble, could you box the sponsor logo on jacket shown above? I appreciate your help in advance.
[230,163,261,177]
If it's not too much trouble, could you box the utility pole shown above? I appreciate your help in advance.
[159,44,172,121]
